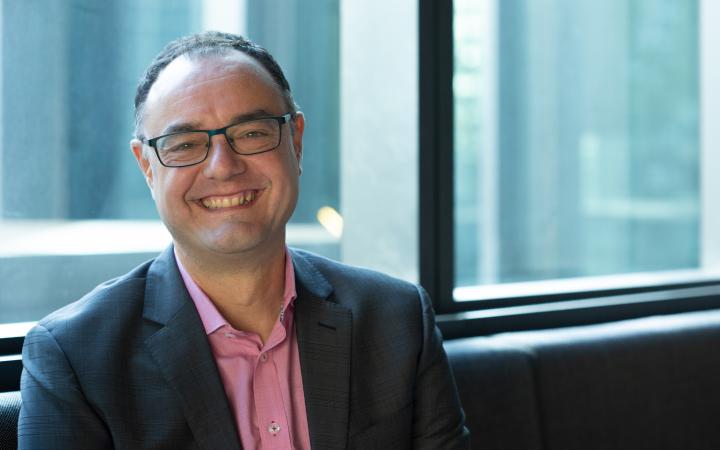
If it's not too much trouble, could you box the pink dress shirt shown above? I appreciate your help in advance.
[175,250,311,450]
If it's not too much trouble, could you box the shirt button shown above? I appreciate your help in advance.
[268,421,281,435]
[224,332,235,339]
[260,353,268,362]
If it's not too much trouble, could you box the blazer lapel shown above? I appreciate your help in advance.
[292,250,353,450]
[143,246,241,450]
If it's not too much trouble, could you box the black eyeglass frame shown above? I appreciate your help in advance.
[142,113,294,168]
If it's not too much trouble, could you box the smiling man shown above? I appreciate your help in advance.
[19,32,469,449]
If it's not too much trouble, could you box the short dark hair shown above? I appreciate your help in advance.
[133,31,297,138]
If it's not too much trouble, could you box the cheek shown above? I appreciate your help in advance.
[277,162,301,208]
[153,170,191,207]
[279,148,301,176]
[275,159,300,194]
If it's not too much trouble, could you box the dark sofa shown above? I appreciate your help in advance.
[0,391,20,450]
[446,308,720,450]
[2,309,720,449]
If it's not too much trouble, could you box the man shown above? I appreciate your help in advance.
[19,32,469,449]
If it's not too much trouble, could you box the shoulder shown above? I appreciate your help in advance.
[35,257,155,337]
[22,255,161,380]
[291,248,421,296]
[290,248,428,319]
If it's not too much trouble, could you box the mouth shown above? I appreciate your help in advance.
[199,190,260,210]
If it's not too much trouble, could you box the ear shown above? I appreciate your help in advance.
[291,112,305,175]
[131,139,155,193]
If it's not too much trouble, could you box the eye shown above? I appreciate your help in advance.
[241,129,269,139]
[166,141,199,152]
[158,133,207,153]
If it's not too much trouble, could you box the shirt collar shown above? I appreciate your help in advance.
[174,247,297,336]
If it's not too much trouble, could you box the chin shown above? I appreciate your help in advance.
[204,231,270,255]
[201,238,257,255]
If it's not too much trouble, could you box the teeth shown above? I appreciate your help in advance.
[243,191,256,204]
[201,191,256,209]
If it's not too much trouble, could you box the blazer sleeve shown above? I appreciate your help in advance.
[18,324,112,449]
[412,285,471,449]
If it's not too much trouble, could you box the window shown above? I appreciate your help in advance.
[422,0,720,333]
[8,0,716,335]
[454,0,699,288]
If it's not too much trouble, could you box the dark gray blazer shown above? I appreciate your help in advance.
[19,247,469,449]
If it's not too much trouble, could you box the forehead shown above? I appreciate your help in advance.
[142,52,286,133]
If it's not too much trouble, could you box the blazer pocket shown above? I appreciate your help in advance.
[348,403,413,450]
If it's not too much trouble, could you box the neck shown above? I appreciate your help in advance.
[175,242,288,343]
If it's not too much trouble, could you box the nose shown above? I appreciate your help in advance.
[202,133,247,179]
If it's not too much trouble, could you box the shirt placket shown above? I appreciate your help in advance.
[254,349,292,449]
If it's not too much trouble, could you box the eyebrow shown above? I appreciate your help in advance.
[159,109,279,136]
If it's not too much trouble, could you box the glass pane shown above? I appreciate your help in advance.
[0,0,339,322]
[454,0,699,289]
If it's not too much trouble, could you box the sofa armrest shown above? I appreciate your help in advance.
[0,390,20,450]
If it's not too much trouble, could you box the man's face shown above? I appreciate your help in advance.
[131,53,304,261]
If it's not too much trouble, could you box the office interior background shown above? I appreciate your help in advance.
[1,0,718,334]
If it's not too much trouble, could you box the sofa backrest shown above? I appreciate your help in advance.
[445,308,720,450]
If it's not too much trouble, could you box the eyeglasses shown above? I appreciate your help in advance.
[142,113,293,167]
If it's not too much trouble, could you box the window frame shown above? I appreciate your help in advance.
[420,0,720,339]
